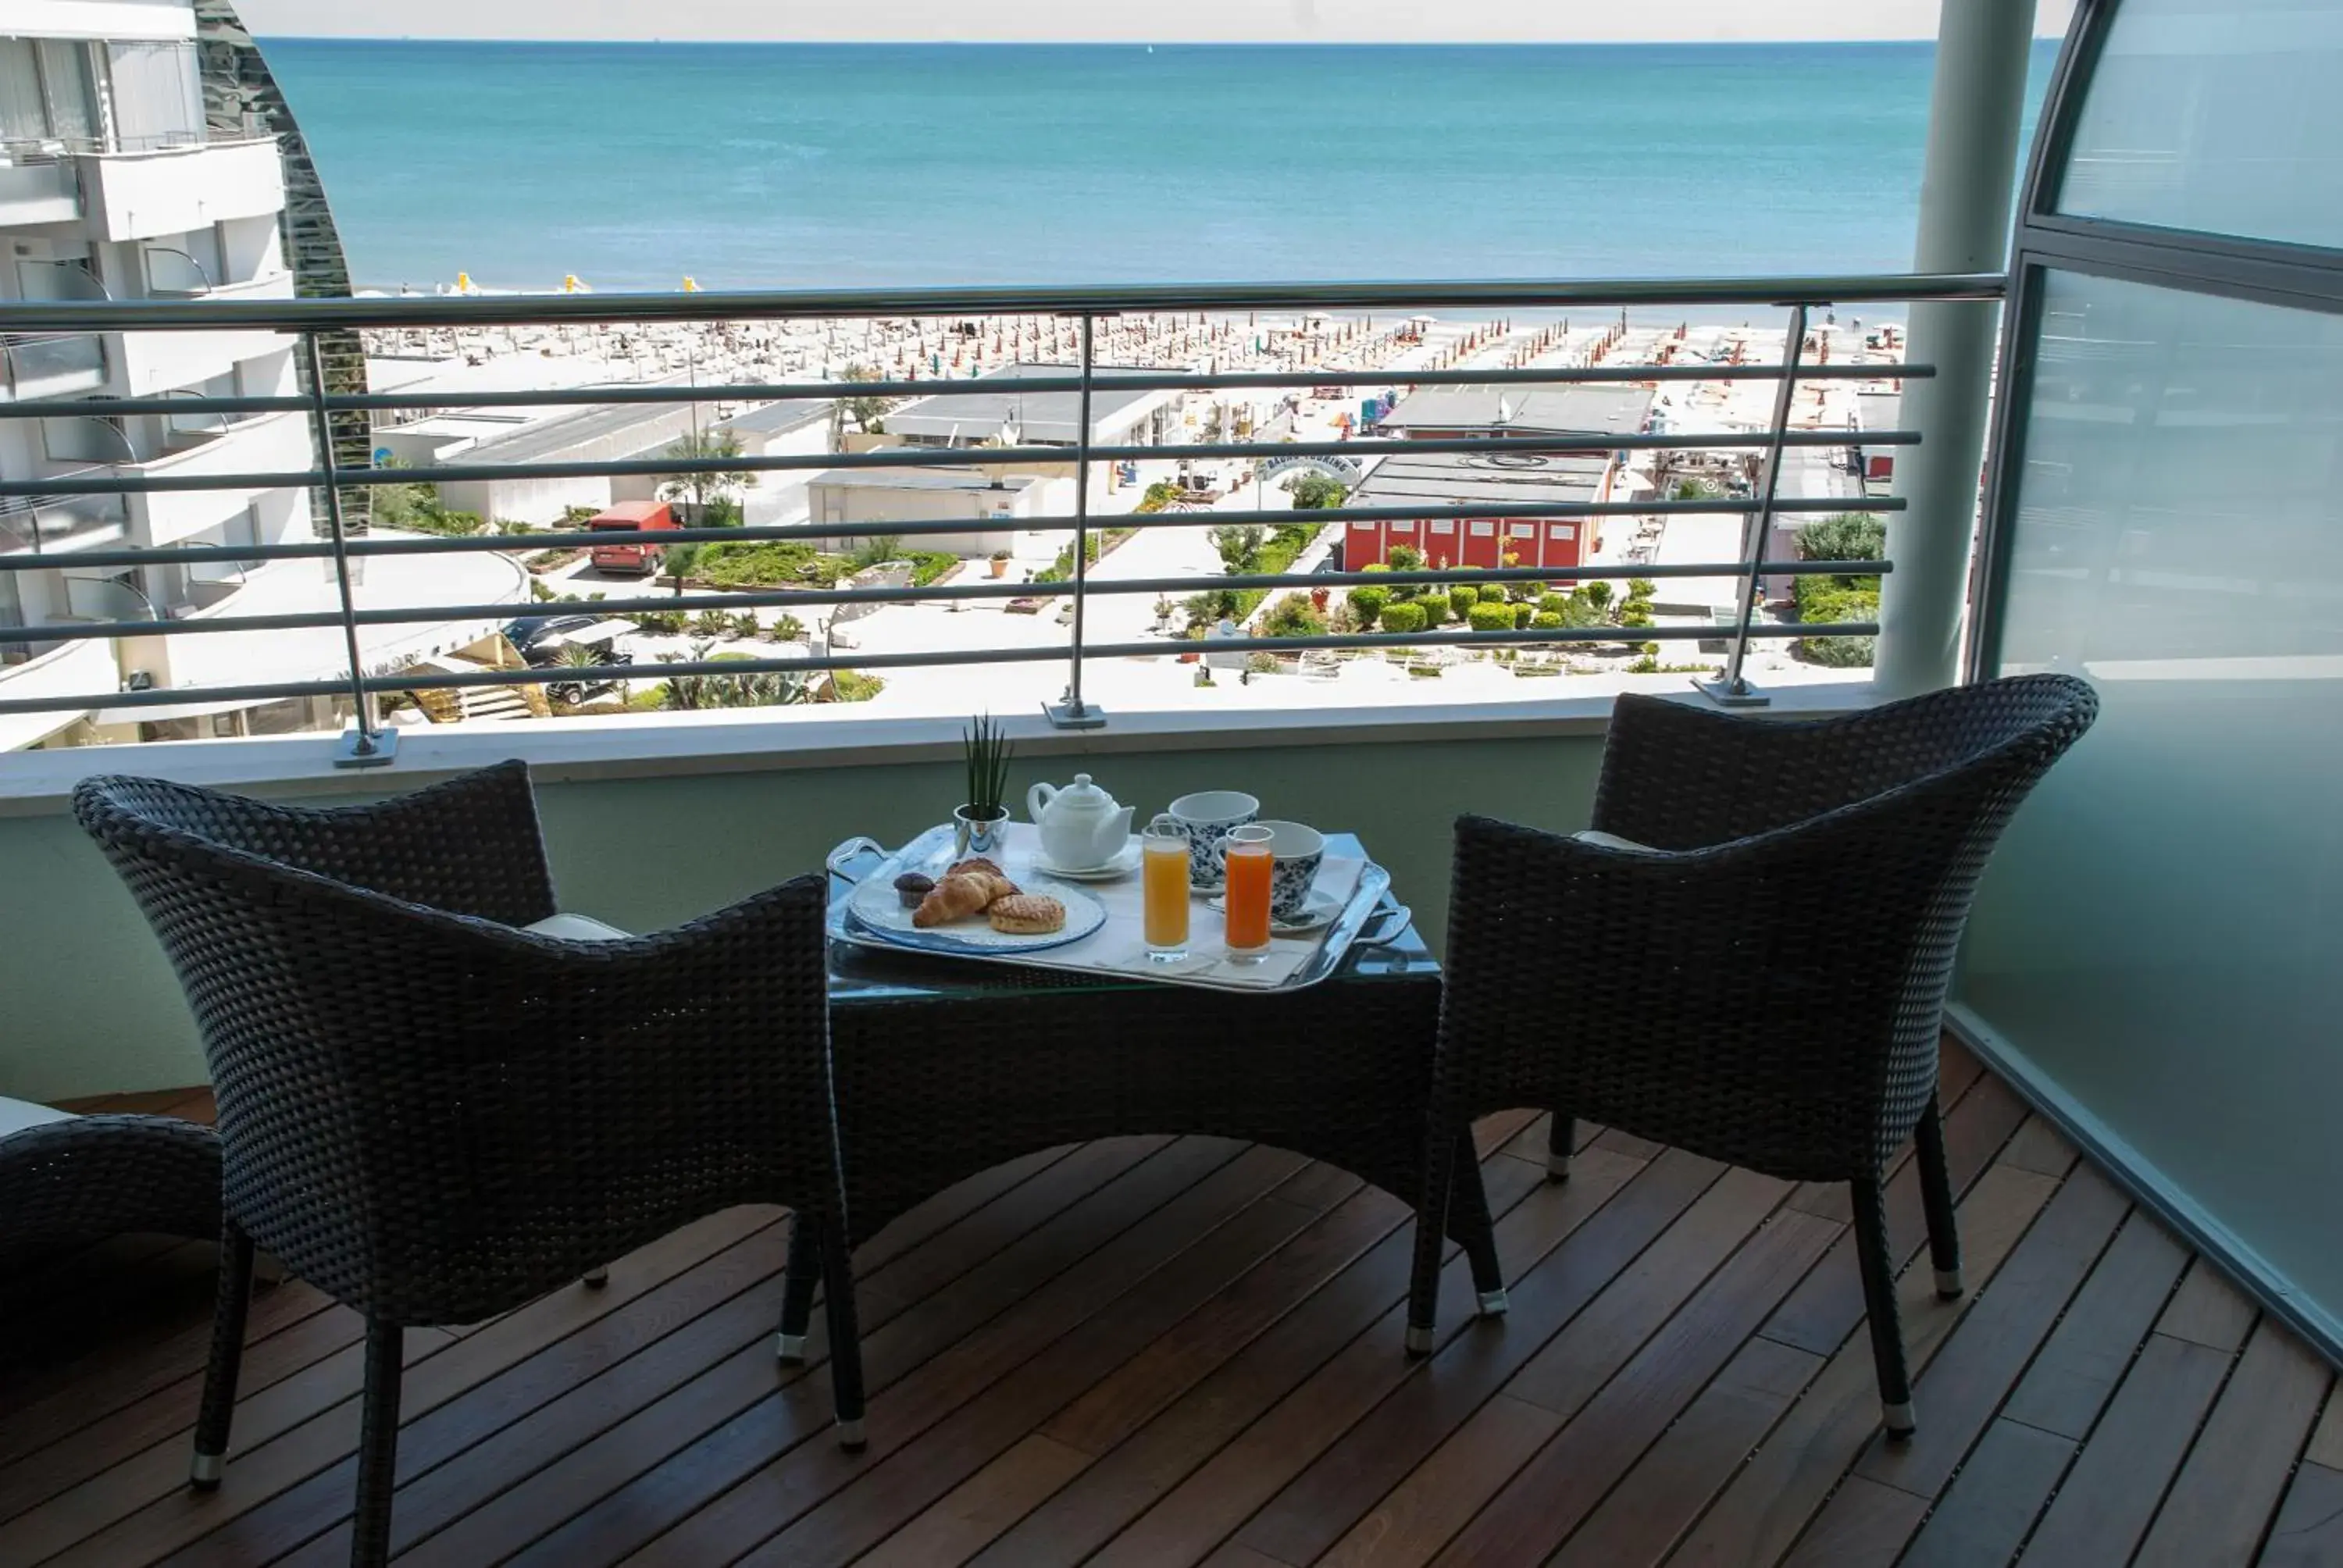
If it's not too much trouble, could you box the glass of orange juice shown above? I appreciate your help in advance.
[1141,818,1192,964]
[1220,824,1275,958]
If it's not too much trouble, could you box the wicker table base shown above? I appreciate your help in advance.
[779,837,1504,1349]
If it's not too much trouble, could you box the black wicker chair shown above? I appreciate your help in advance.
[0,1105,220,1265]
[1408,674,2097,1436]
[74,761,864,1568]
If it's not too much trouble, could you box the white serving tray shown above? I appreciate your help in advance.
[825,821,1409,993]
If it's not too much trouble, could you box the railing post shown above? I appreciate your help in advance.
[1699,301,1810,708]
[1047,312,1107,729]
[304,332,394,767]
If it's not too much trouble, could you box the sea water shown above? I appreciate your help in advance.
[262,39,2059,294]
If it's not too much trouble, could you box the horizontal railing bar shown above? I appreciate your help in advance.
[0,427,1912,500]
[0,559,1888,643]
[0,620,1878,718]
[0,358,1935,424]
[0,496,1900,572]
[0,271,2004,333]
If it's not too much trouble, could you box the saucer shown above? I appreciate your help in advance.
[1031,842,1141,882]
[1205,887,1343,933]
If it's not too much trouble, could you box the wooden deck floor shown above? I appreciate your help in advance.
[6,1042,2340,1567]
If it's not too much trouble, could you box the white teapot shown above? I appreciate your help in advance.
[1025,773,1135,871]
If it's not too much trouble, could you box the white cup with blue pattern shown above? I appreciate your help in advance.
[1166,790,1259,889]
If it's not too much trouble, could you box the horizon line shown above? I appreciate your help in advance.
[257,33,2067,45]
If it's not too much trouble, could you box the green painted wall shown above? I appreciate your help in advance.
[0,733,1607,1102]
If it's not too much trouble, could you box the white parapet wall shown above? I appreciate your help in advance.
[75,137,284,244]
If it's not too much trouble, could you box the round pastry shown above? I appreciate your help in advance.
[986,893,1066,935]
[893,871,936,909]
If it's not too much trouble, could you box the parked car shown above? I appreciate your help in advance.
[521,618,640,704]
[586,500,679,576]
[502,614,602,657]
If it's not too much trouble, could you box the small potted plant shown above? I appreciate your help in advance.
[956,713,1013,859]
[989,549,1011,579]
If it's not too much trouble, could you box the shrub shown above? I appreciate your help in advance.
[694,540,835,588]
[691,608,733,639]
[1387,543,1425,573]
[1619,602,1655,629]
[1449,585,1479,618]
[1627,578,1657,600]
[1538,593,1571,619]
[731,612,762,640]
[1418,595,1448,627]
[1532,611,1564,629]
[1514,602,1536,629]
[1246,651,1281,675]
[1378,600,1428,634]
[1797,511,1887,565]
[1262,593,1327,639]
[828,670,886,702]
[1348,583,1391,626]
[632,609,686,634]
[1579,581,1613,611]
[769,613,807,643]
[1795,584,1880,668]
[1467,601,1516,633]
[908,551,958,587]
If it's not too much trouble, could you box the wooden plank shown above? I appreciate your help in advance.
[248,1148,1080,1566]
[739,1177,1357,1567]
[1312,1395,1562,1568]
[0,1238,221,1402]
[1523,1336,1821,1568]
[2132,1319,2331,1568]
[1079,1149,1681,1568]
[1763,1073,2031,1354]
[1997,1114,2080,1178]
[1998,1208,2190,1440]
[1774,1475,1928,1568]
[0,1294,362,1524]
[1233,1158,1763,1566]
[2156,1260,2259,1352]
[0,1277,335,1478]
[966,1151,1566,1568]
[1659,1160,2060,1568]
[2016,1332,2238,1567]
[1889,1418,2076,1568]
[854,1434,1094,1568]
[1426,1209,1842,1566]
[1200,1546,1295,1568]
[21,1207,775,1567]
[2259,1459,2343,1568]
[606,1142,1303,1568]
[1853,1165,2131,1501]
[1040,1174,1380,1457]
[2307,1386,2343,1472]
[399,1135,1199,1568]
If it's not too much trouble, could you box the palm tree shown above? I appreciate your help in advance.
[656,429,753,516]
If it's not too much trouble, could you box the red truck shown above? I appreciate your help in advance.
[587,500,679,576]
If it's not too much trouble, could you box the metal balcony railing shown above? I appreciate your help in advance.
[0,273,2002,764]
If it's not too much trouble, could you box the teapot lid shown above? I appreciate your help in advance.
[1053,773,1112,809]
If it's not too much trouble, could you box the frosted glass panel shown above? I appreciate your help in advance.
[2059,0,2343,248]
[1963,268,2343,1332]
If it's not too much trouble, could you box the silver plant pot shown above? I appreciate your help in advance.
[954,804,1008,861]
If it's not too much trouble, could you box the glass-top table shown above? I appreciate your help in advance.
[777,829,1504,1349]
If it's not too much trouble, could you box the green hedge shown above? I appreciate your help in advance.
[1795,584,1880,667]
[1379,600,1428,634]
[1348,584,1391,625]
[1514,602,1536,629]
[1449,586,1479,618]
[1418,595,1448,627]
[1467,601,1516,632]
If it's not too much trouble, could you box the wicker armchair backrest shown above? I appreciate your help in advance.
[1441,675,2098,1178]
[73,761,841,1323]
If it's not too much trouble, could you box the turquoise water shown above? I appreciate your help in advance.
[261,39,2059,294]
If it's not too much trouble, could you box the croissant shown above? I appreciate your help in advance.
[913,871,1016,927]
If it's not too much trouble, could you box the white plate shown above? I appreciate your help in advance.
[847,868,1109,954]
[1029,840,1141,882]
[1206,886,1346,934]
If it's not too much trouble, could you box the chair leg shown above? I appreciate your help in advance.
[1546,1113,1576,1181]
[350,1318,404,1568]
[1850,1175,1916,1438]
[1914,1096,1963,1299]
[190,1218,255,1491]
[777,1212,821,1363]
[818,1217,867,1451]
[1407,1128,1460,1356]
[1448,1131,1509,1317]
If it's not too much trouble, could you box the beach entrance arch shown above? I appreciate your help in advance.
[1254,453,1366,486]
